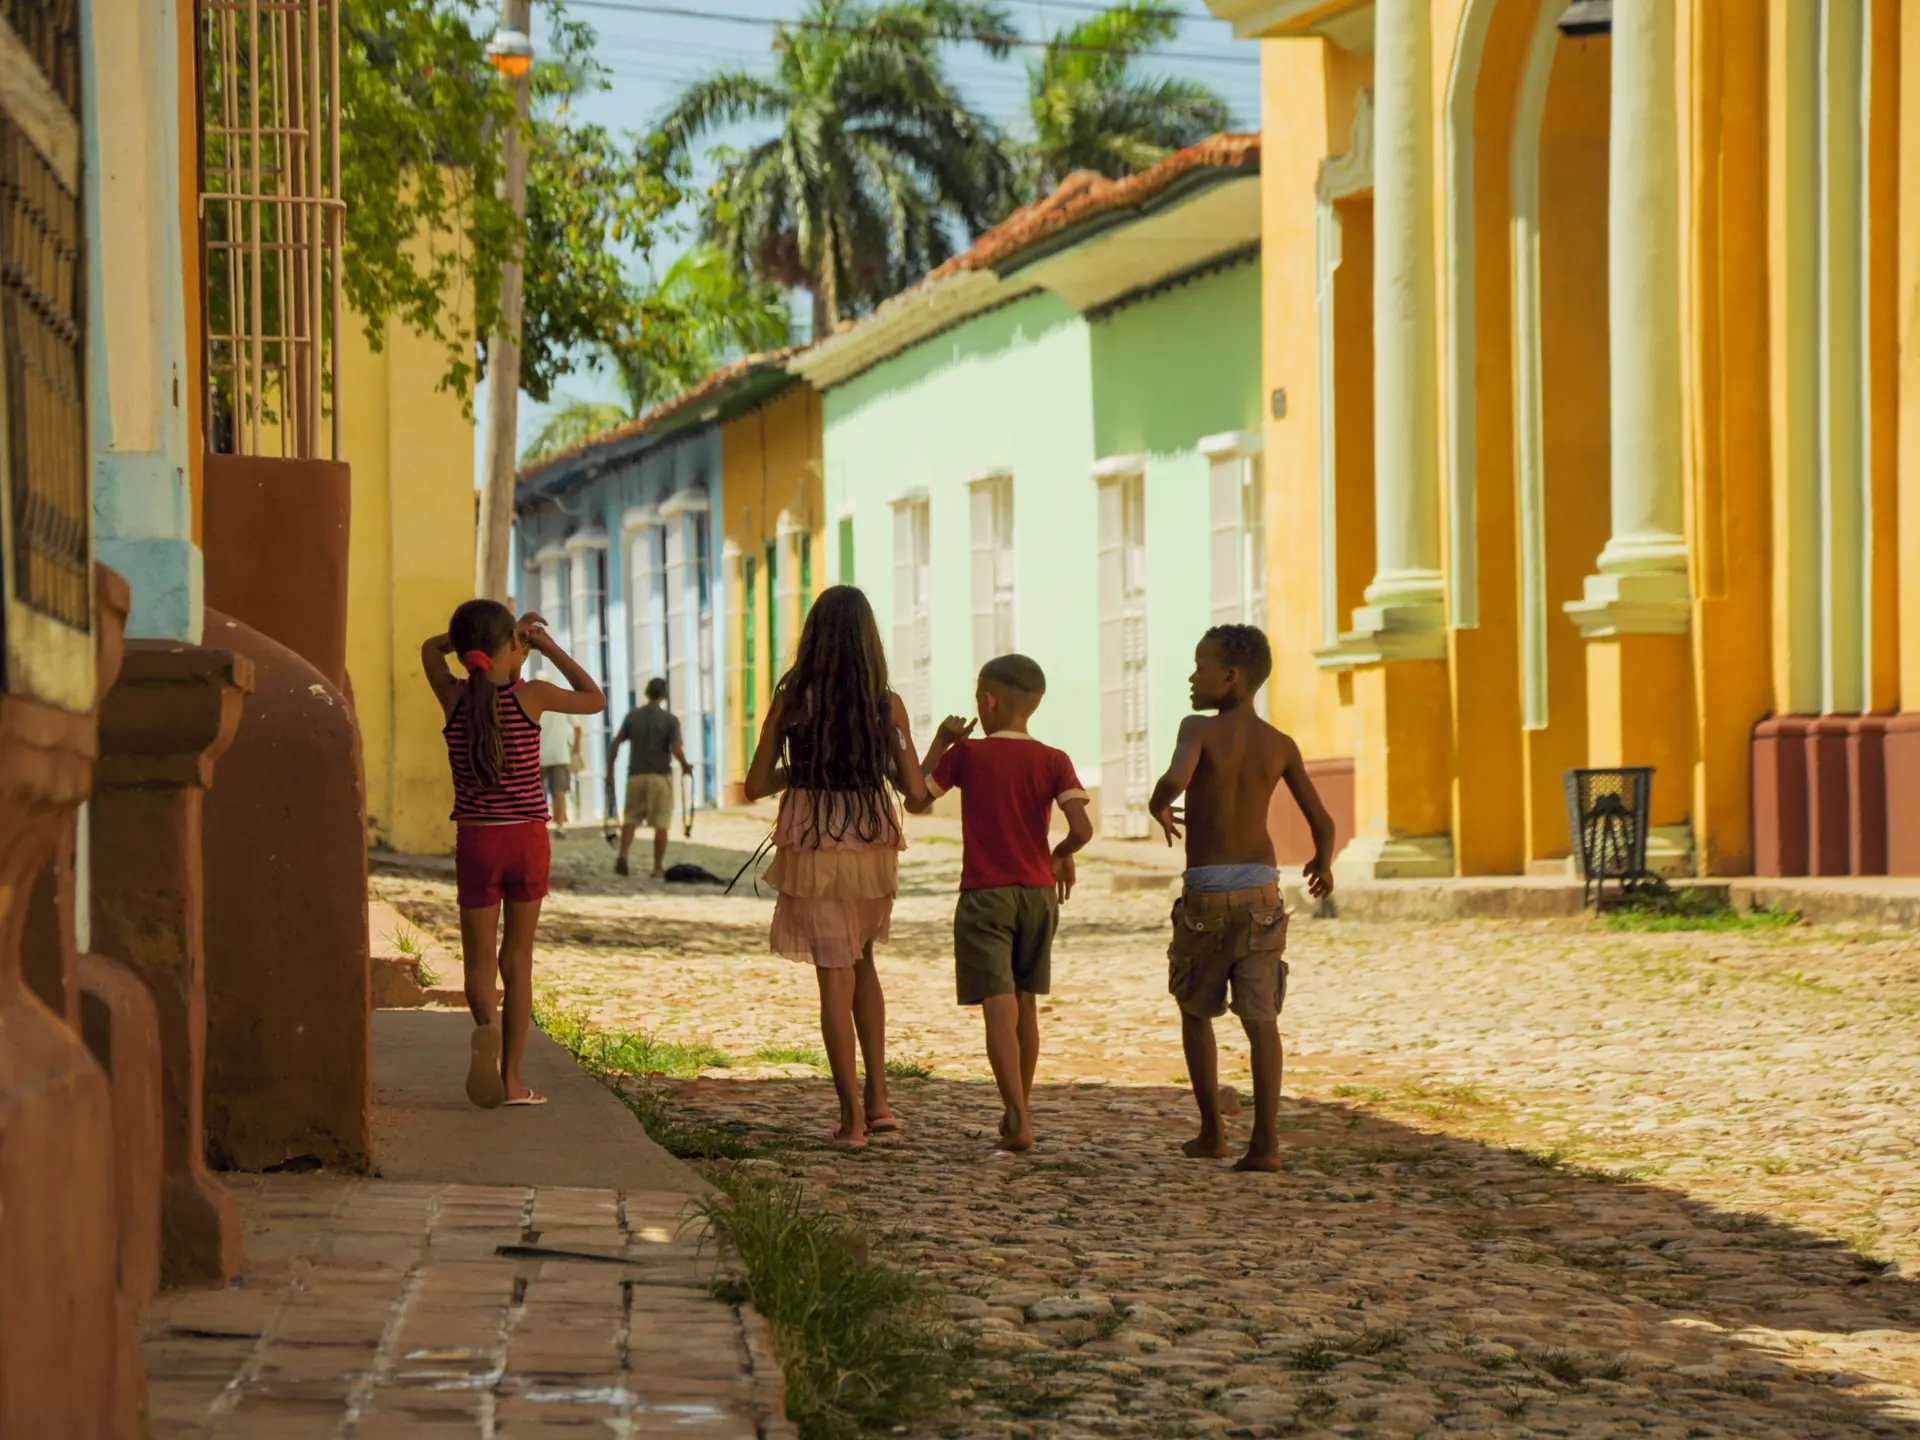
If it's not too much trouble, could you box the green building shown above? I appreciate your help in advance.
[791,137,1267,835]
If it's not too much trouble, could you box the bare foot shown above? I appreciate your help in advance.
[828,1122,868,1149]
[996,1109,1033,1151]
[1182,1131,1231,1159]
[1233,1148,1283,1172]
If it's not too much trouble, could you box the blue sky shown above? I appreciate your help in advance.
[473,0,1261,480]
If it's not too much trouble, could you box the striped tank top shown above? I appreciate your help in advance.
[444,678,549,823]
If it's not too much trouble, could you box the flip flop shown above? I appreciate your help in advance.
[466,1027,506,1109]
[503,1092,548,1107]
[827,1128,868,1149]
[867,1116,901,1134]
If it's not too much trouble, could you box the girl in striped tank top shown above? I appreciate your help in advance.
[423,599,604,1109]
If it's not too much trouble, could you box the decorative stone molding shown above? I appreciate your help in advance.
[1562,570,1692,638]
[94,642,253,1288]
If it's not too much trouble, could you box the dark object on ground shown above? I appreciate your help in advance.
[665,862,726,885]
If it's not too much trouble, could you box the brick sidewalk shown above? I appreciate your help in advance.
[142,1173,792,1438]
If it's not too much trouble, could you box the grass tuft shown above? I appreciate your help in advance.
[694,1167,973,1440]
[1531,1348,1587,1385]
[885,1056,936,1080]
[1603,888,1798,933]
[389,921,440,987]
[749,1044,827,1069]
[536,993,733,1078]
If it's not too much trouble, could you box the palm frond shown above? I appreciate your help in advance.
[522,398,633,461]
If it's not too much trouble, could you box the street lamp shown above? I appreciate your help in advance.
[486,24,534,78]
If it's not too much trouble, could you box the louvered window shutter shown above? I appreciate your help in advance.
[993,481,1017,654]
[912,502,933,738]
[892,502,915,709]
[970,483,996,671]
[1210,456,1243,626]
[1096,479,1127,837]
[665,520,689,721]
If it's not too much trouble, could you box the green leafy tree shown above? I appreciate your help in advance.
[659,0,1017,336]
[1022,1,1231,197]
[522,244,794,461]
[330,2,687,401]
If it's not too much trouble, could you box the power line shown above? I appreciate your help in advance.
[563,0,1261,65]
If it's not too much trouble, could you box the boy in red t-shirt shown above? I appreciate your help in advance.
[909,655,1093,1150]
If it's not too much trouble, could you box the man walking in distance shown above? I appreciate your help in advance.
[538,706,580,831]
[610,677,693,877]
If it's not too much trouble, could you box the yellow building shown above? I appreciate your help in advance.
[1209,0,1918,877]
[719,374,827,804]
[339,301,477,855]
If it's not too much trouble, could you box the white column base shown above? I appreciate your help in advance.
[1314,599,1449,669]
[1333,833,1455,881]
[1562,569,1690,638]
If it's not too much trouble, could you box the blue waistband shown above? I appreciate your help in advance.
[1183,863,1280,893]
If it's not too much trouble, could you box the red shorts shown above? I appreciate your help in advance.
[455,821,552,909]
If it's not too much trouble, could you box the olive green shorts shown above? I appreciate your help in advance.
[954,885,1058,1005]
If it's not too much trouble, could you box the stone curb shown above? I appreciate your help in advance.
[738,1302,799,1440]
[1107,873,1920,926]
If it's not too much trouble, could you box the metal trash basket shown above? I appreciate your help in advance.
[1562,767,1667,906]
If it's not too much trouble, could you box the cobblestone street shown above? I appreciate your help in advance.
[373,815,1920,1437]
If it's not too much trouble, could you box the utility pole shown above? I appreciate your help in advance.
[477,2,534,601]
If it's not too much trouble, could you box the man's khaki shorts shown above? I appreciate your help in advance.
[624,773,674,829]
[1167,883,1289,1023]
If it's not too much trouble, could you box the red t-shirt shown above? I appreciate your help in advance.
[928,733,1089,891]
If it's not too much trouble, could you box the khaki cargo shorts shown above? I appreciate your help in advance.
[1167,883,1289,1023]
[624,773,675,829]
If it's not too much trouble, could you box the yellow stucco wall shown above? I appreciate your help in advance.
[1902,0,1920,714]
[1259,37,1367,764]
[1242,1,1911,877]
[338,307,476,856]
[719,383,824,798]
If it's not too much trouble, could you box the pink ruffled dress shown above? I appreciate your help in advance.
[766,787,905,968]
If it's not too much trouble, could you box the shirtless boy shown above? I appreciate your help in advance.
[1148,625,1336,1172]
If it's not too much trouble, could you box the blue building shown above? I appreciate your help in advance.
[513,358,797,821]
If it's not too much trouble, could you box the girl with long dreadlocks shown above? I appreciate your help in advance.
[744,585,930,1147]
[423,600,604,1109]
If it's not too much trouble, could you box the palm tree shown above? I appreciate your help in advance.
[660,0,1017,336]
[1022,1,1231,198]
[522,245,793,460]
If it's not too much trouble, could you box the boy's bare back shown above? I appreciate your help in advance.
[1178,708,1297,868]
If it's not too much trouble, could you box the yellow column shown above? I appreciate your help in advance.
[1564,0,1696,871]
[1333,0,1455,879]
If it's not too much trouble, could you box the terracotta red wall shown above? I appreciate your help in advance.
[202,455,351,689]
[1270,756,1354,868]
[201,611,371,1171]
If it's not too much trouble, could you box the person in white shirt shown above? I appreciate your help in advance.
[538,706,580,829]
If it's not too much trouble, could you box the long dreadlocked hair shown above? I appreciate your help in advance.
[449,599,517,789]
[776,585,900,845]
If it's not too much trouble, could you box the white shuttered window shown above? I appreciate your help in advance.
[968,471,1016,671]
[891,495,933,740]
[1201,434,1268,717]
[1095,461,1150,838]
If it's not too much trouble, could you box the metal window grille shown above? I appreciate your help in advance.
[0,1,80,113]
[0,114,86,632]
[201,0,342,460]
